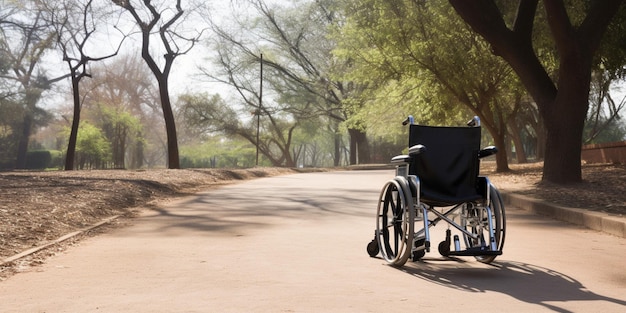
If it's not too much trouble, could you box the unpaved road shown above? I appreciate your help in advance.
[1,170,625,312]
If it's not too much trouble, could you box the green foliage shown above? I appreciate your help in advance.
[68,122,112,169]
[178,90,310,167]
[97,106,144,168]
[289,118,340,167]
[596,3,626,79]
[48,150,64,169]
[206,0,370,165]
[0,98,22,168]
[335,0,522,139]
[98,106,143,136]
[180,137,259,168]
[178,93,239,136]
[584,117,626,144]
[0,97,54,168]
[368,135,406,164]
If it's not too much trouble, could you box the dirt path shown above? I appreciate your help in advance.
[1,163,624,281]
[1,171,624,312]
[0,168,300,278]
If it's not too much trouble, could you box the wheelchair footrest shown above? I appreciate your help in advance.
[447,246,502,257]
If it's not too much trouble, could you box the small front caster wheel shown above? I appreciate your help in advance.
[367,239,379,257]
[438,240,450,257]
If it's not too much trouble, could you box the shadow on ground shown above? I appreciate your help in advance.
[133,174,380,236]
[397,259,626,313]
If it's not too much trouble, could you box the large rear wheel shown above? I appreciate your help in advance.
[376,179,412,266]
[461,184,506,264]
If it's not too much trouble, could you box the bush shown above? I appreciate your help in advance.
[49,150,64,169]
[0,159,13,170]
[25,150,52,169]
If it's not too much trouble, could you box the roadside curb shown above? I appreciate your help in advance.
[501,192,626,238]
[1,215,120,267]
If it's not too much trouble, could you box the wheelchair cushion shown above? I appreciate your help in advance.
[409,125,483,206]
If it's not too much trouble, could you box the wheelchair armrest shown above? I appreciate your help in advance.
[479,146,498,158]
[391,155,410,164]
[408,144,426,157]
[391,145,426,164]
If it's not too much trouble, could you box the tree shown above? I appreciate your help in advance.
[448,0,625,183]
[584,114,626,144]
[206,0,368,166]
[178,92,302,167]
[0,11,17,167]
[97,106,142,168]
[77,55,161,168]
[335,0,530,171]
[0,1,66,169]
[45,0,126,170]
[585,71,626,143]
[113,0,203,169]
[71,121,112,169]
[0,98,21,168]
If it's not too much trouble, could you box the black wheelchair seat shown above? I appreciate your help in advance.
[409,125,483,206]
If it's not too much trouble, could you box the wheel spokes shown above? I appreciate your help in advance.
[375,179,411,266]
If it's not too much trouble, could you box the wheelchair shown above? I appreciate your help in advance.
[367,116,506,267]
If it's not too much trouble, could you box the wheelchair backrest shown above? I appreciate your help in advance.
[409,124,481,204]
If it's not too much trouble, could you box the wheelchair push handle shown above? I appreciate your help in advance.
[467,116,481,127]
[409,144,426,156]
[402,115,415,126]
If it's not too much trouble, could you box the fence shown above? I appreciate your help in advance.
[581,141,626,164]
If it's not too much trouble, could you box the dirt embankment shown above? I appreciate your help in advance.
[1,167,303,278]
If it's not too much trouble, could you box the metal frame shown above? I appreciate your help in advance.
[399,163,501,259]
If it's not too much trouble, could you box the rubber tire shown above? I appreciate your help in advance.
[367,239,379,257]
[376,179,412,266]
[462,184,506,264]
[438,240,450,257]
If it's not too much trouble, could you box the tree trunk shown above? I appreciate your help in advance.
[359,133,370,164]
[157,79,180,169]
[541,59,591,183]
[513,136,528,164]
[482,120,510,172]
[542,110,586,183]
[493,132,509,172]
[65,76,81,170]
[348,129,357,165]
[131,132,144,169]
[114,124,126,169]
[16,89,41,169]
[285,145,297,167]
[15,113,33,169]
[348,128,370,165]
[509,126,528,163]
[533,117,546,161]
[334,130,341,167]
